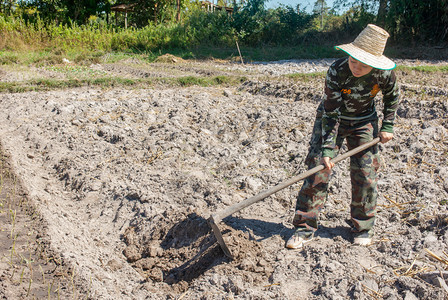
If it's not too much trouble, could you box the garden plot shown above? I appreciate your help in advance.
[0,61,447,299]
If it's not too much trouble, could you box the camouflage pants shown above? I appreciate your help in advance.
[293,106,380,236]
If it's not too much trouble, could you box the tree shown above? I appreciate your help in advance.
[376,0,387,26]
[1,0,18,14]
[261,5,314,45]
[312,0,329,30]
[19,0,114,24]
[386,0,448,43]
[333,0,448,43]
[232,0,268,45]
[120,0,177,26]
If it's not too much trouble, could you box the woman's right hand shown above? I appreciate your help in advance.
[321,156,334,170]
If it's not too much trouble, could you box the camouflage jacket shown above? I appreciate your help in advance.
[321,57,400,158]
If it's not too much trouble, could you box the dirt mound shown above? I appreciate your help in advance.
[154,54,185,63]
[122,210,269,294]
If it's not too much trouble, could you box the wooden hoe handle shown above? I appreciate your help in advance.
[211,137,380,223]
[208,137,380,259]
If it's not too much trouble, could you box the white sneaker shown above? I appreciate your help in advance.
[353,232,372,246]
[286,232,314,249]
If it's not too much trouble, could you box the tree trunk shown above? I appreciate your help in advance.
[320,2,324,30]
[377,0,388,27]
[177,0,181,22]
[125,11,128,29]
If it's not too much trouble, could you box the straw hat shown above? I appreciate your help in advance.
[335,24,396,70]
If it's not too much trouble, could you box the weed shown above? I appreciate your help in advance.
[39,264,45,284]
[46,64,108,77]
[174,75,246,87]
[177,76,208,86]
[92,77,138,87]
[26,277,32,297]
[284,71,326,82]
[10,233,18,261]
[223,177,232,187]
[0,52,19,64]
[19,267,25,284]
[396,65,448,73]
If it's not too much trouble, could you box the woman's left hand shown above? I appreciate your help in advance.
[379,131,394,143]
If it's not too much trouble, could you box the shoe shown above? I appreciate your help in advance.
[286,231,314,249]
[353,231,372,246]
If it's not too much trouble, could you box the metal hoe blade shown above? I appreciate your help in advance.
[208,215,234,259]
[208,138,380,259]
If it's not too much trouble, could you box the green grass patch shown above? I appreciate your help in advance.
[30,78,85,89]
[0,75,247,93]
[0,51,20,64]
[178,45,339,62]
[129,44,338,63]
[46,64,109,77]
[239,45,339,62]
[284,71,326,81]
[101,52,146,64]
[176,76,208,86]
[1,44,339,68]
[0,50,134,66]
[396,65,448,73]
[0,78,140,93]
[30,77,140,89]
[174,75,246,87]
[0,82,30,93]
[91,77,139,87]
[0,50,62,65]
[213,75,233,84]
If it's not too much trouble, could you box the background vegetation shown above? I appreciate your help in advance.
[0,0,447,61]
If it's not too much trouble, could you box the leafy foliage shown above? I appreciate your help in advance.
[386,0,448,43]
[0,0,446,55]
[334,0,448,43]
[261,6,314,45]
[19,0,112,24]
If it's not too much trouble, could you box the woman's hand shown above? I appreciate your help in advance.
[379,131,394,144]
[321,156,335,170]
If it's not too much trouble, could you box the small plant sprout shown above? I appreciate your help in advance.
[9,208,16,238]
[40,264,46,284]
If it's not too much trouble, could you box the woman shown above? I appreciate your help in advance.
[286,24,400,249]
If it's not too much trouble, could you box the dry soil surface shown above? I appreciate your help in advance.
[0,57,448,299]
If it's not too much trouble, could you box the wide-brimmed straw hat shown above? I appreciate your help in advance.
[335,24,396,70]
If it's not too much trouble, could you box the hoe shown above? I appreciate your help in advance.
[208,137,380,259]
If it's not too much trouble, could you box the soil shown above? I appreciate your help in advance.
[0,149,79,298]
[0,57,447,299]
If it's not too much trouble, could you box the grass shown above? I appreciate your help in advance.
[237,45,341,62]
[0,48,446,94]
[284,71,326,81]
[396,65,448,73]
[1,46,447,71]
[157,44,341,62]
[0,43,341,66]
[176,75,246,87]
[0,77,139,93]
[0,72,248,93]
[46,64,108,75]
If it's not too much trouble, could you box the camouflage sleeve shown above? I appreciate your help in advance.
[321,66,343,159]
[380,70,400,133]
